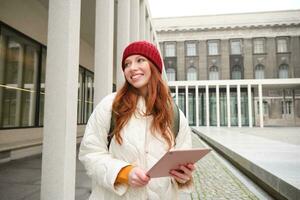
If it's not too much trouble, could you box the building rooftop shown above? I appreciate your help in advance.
[153,10,300,32]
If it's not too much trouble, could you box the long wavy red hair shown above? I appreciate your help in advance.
[112,61,175,149]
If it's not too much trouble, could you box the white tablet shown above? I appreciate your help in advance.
[146,148,211,178]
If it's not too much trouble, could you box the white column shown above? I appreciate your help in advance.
[139,0,146,40]
[247,84,253,127]
[237,84,241,127]
[145,13,150,41]
[226,85,231,127]
[150,27,154,43]
[206,85,210,127]
[130,0,140,41]
[185,85,189,121]
[94,0,114,105]
[196,85,199,127]
[216,85,220,127]
[258,84,264,127]
[175,85,178,105]
[116,0,130,88]
[41,0,81,199]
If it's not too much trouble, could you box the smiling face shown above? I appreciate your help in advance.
[123,55,151,96]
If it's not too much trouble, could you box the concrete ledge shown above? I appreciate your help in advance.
[193,128,300,200]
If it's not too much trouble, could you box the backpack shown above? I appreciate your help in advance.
[107,102,180,149]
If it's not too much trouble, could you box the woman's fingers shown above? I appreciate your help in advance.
[128,167,150,187]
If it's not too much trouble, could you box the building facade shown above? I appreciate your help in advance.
[0,0,157,198]
[154,10,300,127]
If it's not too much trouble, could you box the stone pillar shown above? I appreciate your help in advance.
[226,85,231,127]
[94,0,114,105]
[266,37,276,78]
[244,38,253,79]
[41,0,81,199]
[130,0,140,41]
[198,40,207,80]
[216,85,220,127]
[116,0,130,88]
[177,41,185,80]
[206,84,210,127]
[139,0,146,40]
[291,36,300,78]
[221,39,230,79]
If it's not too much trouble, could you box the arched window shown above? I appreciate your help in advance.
[187,67,197,80]
[166,68,176,81]
[279,64,289,79]
[255,64,265,79]
[209,66,219,80]
[231,65,242,79]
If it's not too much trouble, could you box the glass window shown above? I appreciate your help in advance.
[253,39,265,54]
[277,38,288,53]
[230,40,242,55]
[165,43,176,57]
[187,67,197,80]
[0,27,40,128]
[209,66,219,80]
[77,67,84,124]
[231,65,242,79]
[255,64,265,79]
[186,43,196,56]
[279,64,289,78]
[282,101,292,115]
[38,47,46,126]
[84,70,94,123]
[208,41,219,55]
[166,68,176,81]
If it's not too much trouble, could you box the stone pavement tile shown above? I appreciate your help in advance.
[0,168,41,184]
[188,134,259,200]
[0,182,39,200]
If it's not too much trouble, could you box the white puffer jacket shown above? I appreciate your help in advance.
[79,93,193,200]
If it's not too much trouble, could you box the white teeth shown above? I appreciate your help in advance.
[131,74,143,80]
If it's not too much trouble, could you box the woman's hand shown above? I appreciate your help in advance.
[169,163,195,184]
[128,167,151,187]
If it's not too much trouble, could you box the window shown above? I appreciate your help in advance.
[0,23,94,128]
[187,67,197,80]
[282,101,292,115]
[279,64,289,78]
[186,42,196,56]
[208,41,219,55]
[253,39,265,54]
[209,66,219,80]
[230,40,242,55]
[255,64,265,79]
[165,43,176,57]
[277,38,288,53]
[0,26,41,128]
[231,65,242,79]
[166,68,176,81]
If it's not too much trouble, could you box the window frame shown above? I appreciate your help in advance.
[207,40,220,56]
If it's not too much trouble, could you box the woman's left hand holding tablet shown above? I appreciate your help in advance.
[128,167,151,187]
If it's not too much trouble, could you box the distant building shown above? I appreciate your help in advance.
[154,10,300,126]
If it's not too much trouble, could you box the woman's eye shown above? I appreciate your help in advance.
[124,62,130,68]
[137,58,145,63]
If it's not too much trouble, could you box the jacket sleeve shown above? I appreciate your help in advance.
[172,109,194,192]
[78,94,130,196]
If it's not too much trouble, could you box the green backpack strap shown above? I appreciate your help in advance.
[172,102,180,139]
[107,111,115,149]
[107,102,180,150]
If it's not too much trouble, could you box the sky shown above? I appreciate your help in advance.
[148,0,300,18]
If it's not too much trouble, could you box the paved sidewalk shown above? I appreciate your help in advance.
[0,133,261,200]
[188,133,259,200]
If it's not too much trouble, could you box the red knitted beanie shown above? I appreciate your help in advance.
[122,41,163,74]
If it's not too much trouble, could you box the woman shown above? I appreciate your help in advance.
[79,41,195,200]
